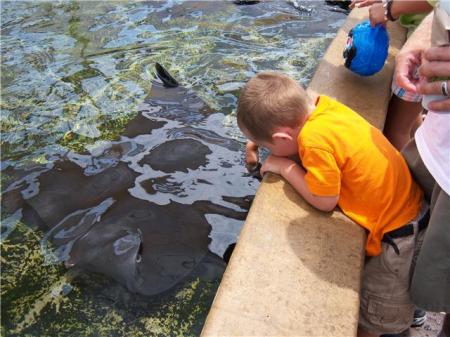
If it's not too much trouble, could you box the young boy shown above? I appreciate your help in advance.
[237,71,426,337]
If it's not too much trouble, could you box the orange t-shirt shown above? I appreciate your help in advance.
[298,95,423,256]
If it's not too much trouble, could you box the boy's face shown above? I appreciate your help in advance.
[242,127,298,157]
[257,137,298,157]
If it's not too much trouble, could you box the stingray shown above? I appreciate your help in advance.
[7,157,247,296]
[25,160,139,227]
[137,64,213,125]
[1,63,249,296]
[22,138,213,228]
[5,156,246,296]
[43,192,246,296]
[139,139,212,173]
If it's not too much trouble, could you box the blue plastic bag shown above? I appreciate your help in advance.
[343,20,389,76]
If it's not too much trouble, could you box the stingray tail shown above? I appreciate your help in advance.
[155,63,179,88]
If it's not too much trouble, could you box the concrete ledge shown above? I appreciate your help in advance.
[202,8,407,337]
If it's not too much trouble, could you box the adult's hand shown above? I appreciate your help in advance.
[349,0,380,9]
[418,46,450,111]
[369,3,387,26]
[395,49,423,93]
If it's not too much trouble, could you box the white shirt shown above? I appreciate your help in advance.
[415,1,450,195]
[415,111,450,195]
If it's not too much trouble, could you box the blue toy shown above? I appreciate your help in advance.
[343,20,389,76]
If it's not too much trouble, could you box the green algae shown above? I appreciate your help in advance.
[61,68,103,87]
[57,112,136,153]
[1,220,219,336]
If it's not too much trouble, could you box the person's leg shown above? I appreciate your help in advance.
[403,139,450,335]
[383,95,422,151]
[410,111,424,138]
[437,314,450,337]
[410,186,450,312]
[384,68,423,151]
[443,313,450,337]
[402,138,435,202]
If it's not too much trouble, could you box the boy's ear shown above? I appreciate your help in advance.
[272,132,292,142]
[272,128,294,142]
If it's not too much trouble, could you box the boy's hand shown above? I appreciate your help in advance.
[260,155,295,177]
[245,140,260,172]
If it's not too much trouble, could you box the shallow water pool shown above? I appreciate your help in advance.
[1,1,346,335]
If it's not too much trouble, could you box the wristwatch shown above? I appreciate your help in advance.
[382,0,397,22]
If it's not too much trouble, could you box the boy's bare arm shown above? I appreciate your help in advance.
[261,155,339,212]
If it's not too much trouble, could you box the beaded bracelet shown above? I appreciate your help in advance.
[382,0,397,22]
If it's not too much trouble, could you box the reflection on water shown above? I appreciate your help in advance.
[1,1,346,335]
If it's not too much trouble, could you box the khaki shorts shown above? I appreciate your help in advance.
[359,207,426,335]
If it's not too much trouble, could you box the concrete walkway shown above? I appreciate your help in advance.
[202,8,407,337]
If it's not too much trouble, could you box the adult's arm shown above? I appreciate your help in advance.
[369,0,433,27]
[390,0,433,19]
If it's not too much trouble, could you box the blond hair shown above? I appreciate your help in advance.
[237,72,313,141]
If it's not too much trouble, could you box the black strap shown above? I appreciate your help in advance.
[384,209,430,239]
[386,224,414,239]
[381,209,430,255]
[418,209,430,231]
[382,234,400,255]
